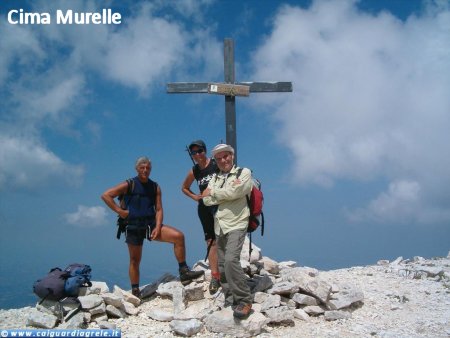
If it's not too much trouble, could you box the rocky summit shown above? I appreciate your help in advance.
[1,239,449,337]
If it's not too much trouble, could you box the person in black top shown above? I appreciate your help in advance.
[182,140,221,294]
[102,156,204,298]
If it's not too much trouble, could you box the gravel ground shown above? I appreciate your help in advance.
[1,256,449,337]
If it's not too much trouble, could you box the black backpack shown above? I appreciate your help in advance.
[33,268,69,301]
[33,263,92,301]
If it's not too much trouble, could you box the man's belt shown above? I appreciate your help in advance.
[116,217,154,239]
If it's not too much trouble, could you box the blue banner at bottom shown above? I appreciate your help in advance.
[0,329,121,337]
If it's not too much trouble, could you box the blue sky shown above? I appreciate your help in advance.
[1,0,449,309]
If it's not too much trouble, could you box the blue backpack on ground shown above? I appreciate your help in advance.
[33,263,92,301]
[64,263,92,297]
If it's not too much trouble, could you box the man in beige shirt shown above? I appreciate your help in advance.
[202,144,253,319]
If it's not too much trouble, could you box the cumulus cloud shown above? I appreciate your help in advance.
[251,0,450,223]
[11,75,86,128]
[0,25,87,191]
[346,180,421,223]
[104,12,186,92]
[0,135,84,190]
[0,0,221,192]
[64,205,108,227]
[0,21,45,85]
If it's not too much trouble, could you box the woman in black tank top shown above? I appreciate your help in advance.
[181,140,221,294]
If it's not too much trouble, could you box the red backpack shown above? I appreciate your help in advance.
[236,168,264,235]
[236,168,265,262]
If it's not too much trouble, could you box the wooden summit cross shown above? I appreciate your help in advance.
[167,38,292,163]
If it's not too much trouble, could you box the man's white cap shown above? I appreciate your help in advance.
[211,143,234,157]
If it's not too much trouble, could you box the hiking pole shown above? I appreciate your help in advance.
[186,145,195,165]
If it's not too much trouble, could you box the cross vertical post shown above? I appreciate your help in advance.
[224,38,237,162]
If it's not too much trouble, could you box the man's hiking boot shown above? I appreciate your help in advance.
[233,303,252,319]
[208,278,221,295]
[179,266,204,285]
[131,287,141,299]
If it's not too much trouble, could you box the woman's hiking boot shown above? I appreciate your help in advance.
[179,266,204,285]
[131,287,141,299]
[208,278,221,295]
[233,303,252,319]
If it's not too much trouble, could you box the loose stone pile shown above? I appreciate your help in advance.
[1,244,449,337]
[21,238,366,337]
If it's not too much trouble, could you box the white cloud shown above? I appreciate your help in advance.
[0,1,221,191]
[64,205,108,227]
[102,4,222,92]
[251,0,450,224]
[0,135,84,190]
[0,21,45,85]
[11,74,86,126]
[347,180,421,223]
[104,13,185,92]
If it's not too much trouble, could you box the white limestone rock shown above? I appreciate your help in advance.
[27,308,58,329]
[78,294,103,310]
[268,281,299,296]
[121,301,139,316]
[204,307,267,338]
[240,237,262,263]
[184,283,204,301]
[327,284,364,310]
[174,299,214,320]
[303,305,325,316]
[113,285,140,307]
[293,308,310,321]
[259,256,280,275]
[264,306,295,325]
[58,312,86,329]
[261,294,281,312]
[170,318,203,337]
[101,293,123,308]
[88,302,106,316]
[147,308,174,322]
[292,293,318,306]
[105,304,126,318]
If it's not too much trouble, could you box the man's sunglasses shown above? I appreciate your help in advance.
[190,149,205,155]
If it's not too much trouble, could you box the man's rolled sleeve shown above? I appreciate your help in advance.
[203,190,216,206]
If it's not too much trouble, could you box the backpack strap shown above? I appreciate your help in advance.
[218,167,243,188]
[126,178,134,194]
[235,167,243,178]
[235,167,255,262]
[192,164,200,181]
[59,297,81,323]
[236,167,252,214]
[248,232,253,264]
[118,178,134,202]
[116,179,132,240]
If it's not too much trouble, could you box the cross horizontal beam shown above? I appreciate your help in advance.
[167,81,293,94]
